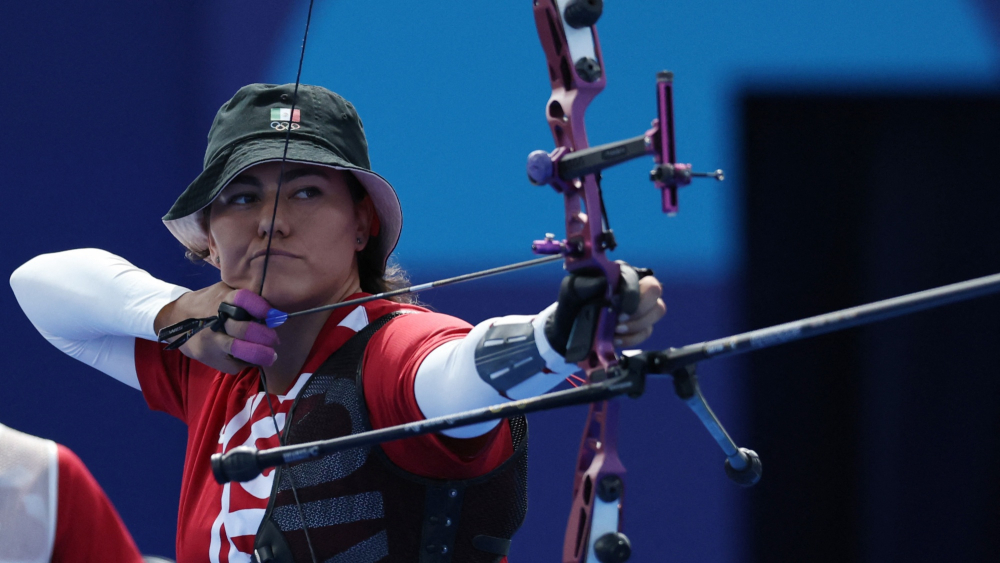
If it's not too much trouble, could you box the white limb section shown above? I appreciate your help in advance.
[414,303,580,438]
[9,249,190,390]
[556,0,598,67]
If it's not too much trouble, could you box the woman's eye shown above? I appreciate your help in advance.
[227,193,259,205]
[292,186,321,199]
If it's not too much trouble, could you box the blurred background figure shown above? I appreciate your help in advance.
[0,422,149,563]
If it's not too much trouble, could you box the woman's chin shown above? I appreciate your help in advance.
[253,268,353,313]
[257,283,330,313]
[259,292,312,313]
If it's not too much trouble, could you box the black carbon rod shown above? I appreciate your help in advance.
[557,134,649,180]
[211,373,640,483]
[646,271,1000,373]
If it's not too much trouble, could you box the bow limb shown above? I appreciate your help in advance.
[532,0,620,371]
[531,2,629,562]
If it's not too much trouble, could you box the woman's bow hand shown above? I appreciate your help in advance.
[614,275,666,348]
[545,265,666,357]
[155,284,280,373]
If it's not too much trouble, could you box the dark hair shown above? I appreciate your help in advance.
[185,169,416,304]
[342,171,417,303]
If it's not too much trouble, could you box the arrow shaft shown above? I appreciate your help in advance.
[272,254,562,325]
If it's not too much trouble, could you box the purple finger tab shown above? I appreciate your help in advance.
[244,322,280,347]
[232,289,271,319]
[231,339,277,367]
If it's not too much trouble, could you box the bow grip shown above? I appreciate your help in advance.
[563,276,607,363]
[615,263,643,316]
[565,304,601,364]
[560,264,651,363]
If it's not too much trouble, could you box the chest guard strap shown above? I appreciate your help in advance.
[255,311,528,563]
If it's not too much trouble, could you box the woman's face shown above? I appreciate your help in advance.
[206,161,372,311]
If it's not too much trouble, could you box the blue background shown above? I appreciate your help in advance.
[1,1,997,560]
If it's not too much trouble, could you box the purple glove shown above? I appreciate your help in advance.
[227,290,280,367]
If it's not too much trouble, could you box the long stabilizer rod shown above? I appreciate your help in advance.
[648,271,1000,372]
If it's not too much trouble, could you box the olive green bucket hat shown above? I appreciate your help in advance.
[163,83,402,267]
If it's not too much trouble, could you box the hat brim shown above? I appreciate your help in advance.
[163,138,402,267]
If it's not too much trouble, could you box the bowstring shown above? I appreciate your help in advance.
[255,1,318,561]
[257,0,314,297]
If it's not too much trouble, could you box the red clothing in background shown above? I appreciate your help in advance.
[51,445,143,563]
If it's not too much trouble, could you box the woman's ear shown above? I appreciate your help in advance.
[202,207,221,270]
[355,195,375,251]
[206,234,221,271]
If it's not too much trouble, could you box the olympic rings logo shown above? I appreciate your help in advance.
[270,121,301,131]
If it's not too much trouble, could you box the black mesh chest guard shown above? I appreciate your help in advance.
[254,312,529,563]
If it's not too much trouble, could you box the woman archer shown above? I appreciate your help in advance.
[11,83,665,563]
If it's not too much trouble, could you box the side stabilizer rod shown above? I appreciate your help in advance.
[211,371,642,484]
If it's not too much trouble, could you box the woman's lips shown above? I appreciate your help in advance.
[250,249,299,260]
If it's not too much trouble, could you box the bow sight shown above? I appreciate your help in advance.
[526,70,724,219]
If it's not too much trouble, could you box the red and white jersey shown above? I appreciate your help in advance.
[135,296,514,563]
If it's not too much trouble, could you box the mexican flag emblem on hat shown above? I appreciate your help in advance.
[270,108,301,123]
